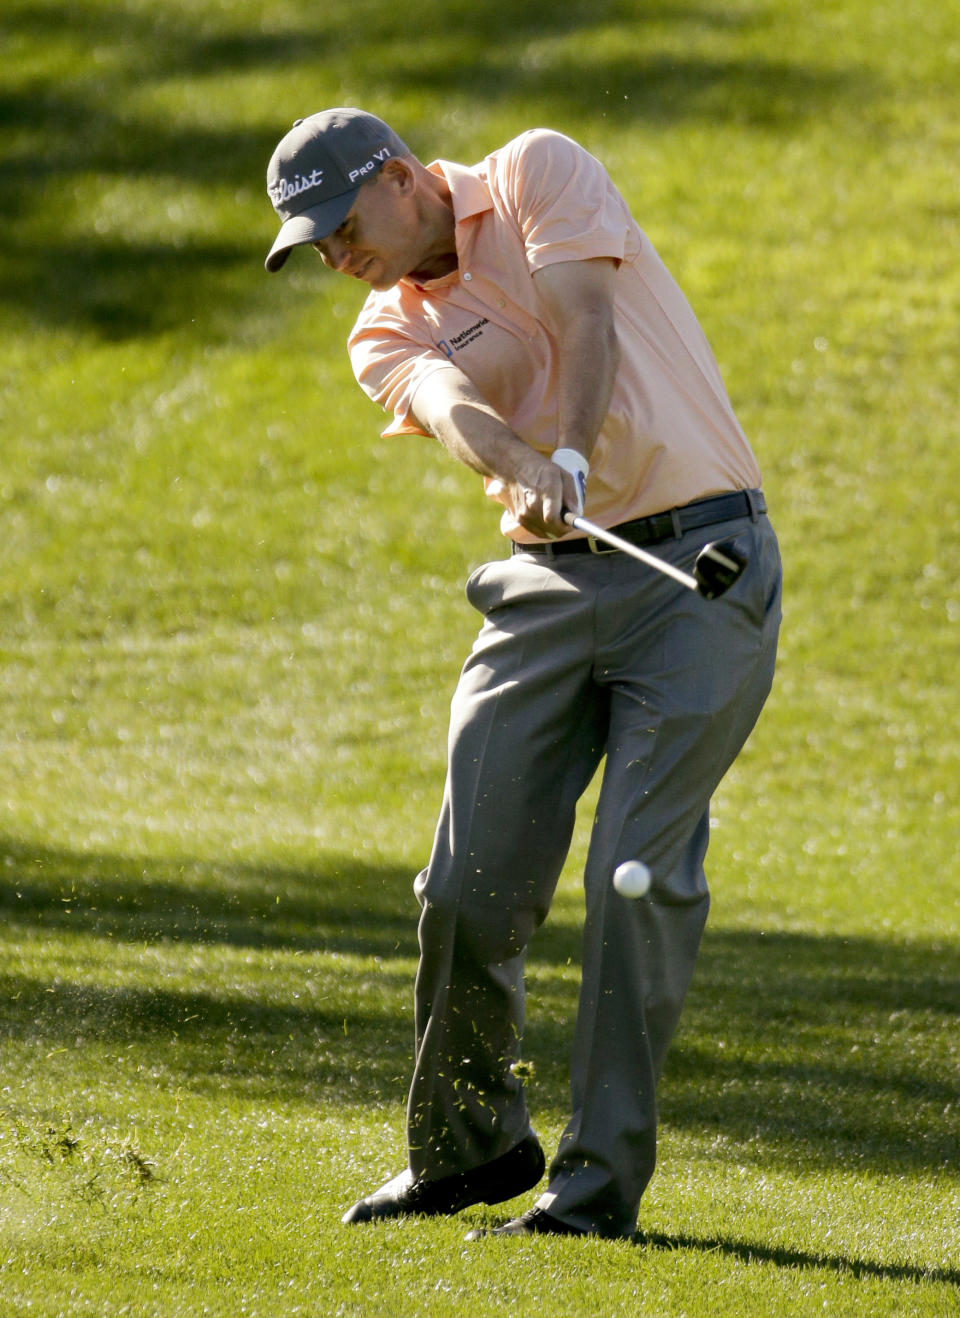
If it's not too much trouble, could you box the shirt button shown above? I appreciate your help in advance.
[497,298,506,308]
[463,272,472,281]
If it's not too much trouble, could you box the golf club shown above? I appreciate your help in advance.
[562,512,747,599]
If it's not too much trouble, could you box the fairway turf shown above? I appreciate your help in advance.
[2,0,959,1314]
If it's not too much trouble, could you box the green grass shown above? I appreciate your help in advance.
[2,0,959,1313]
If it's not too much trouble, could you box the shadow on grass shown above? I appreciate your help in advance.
[640,1229,960,1290]
[0,839,417,956]
[2,839,957,1175]
[1,0,875,338]
[0,237,255,340]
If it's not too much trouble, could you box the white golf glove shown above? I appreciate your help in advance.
[551,448,589,516]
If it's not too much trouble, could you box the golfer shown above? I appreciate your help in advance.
[265,109,782,1239]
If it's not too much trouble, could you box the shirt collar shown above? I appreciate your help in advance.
[402,159,492,292]
[429,158,494,222]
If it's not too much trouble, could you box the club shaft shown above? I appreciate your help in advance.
[563,513,699,591]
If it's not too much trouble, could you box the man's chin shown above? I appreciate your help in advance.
[367,271,402,292]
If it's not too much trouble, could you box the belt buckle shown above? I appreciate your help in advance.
[587,534,617,555]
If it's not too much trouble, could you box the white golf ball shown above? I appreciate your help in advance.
[613,860,651,899]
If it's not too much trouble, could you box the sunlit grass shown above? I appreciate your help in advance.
[1,0,958,1313]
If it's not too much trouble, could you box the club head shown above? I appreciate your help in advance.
[693,539,748,599]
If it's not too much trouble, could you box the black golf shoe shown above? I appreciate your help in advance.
[464,1206,588,1240]
[341,1133,545,1224]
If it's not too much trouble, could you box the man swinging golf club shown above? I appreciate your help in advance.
[264,109,782,1239]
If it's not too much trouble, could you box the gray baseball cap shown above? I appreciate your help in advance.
[265,108,410,272]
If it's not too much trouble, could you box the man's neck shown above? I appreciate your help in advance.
[408,171,458,283]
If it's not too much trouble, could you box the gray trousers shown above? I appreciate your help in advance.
[408,511,782,1237]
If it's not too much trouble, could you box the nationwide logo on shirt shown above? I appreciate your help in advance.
[438,318,489,358]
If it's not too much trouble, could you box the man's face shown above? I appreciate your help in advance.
[313,165,424,291]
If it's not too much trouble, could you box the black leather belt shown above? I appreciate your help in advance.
[511,489,766,556]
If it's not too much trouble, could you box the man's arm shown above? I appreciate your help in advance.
[412,258,619,538]
[411,369,569,538]
[531,256,619,468]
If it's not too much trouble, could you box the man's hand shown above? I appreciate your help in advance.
[412,369,583,537]
[498,447,590,537]
[495,456,577,539]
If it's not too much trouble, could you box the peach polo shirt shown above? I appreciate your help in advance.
[348,128,762,540]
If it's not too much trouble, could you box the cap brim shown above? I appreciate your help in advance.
[264,191,358,273]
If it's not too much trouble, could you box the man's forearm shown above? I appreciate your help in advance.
[411,369,568,536]
[553,306,620,461]
[413,372,553,488]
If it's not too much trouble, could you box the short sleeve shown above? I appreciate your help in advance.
[348,300,460,438]
[491,129,638,271]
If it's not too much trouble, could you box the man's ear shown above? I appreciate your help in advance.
[381,156,416,194]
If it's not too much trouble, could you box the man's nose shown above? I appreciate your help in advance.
[315,238,350,271]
